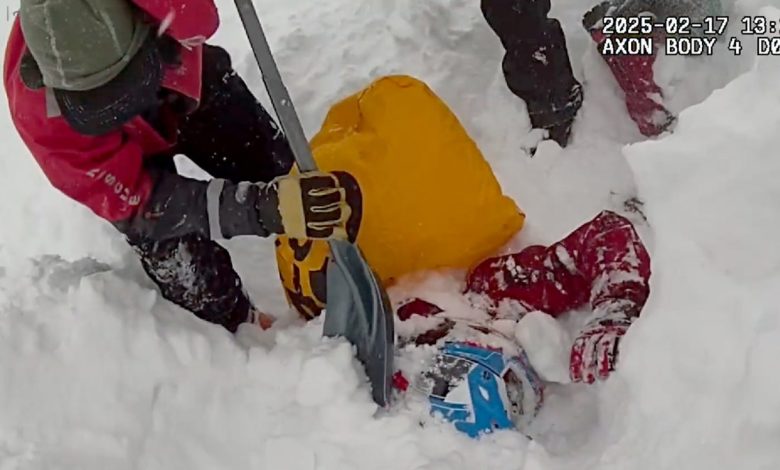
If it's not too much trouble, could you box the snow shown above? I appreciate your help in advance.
[514,312,572,384]
[1,0,778,469]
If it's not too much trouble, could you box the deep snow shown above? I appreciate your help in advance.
[1,0,778,469]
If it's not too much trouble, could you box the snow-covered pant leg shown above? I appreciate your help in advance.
[466,210,651,318]
[481,0,583,147]
[593,32,674,136]
[176,44,295,184]
[583,3,675,136]
[132,234,252,332]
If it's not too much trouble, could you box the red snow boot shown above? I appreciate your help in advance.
[582,1,675,137]
[592,30,675,136]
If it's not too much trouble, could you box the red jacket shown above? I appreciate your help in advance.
[398,211,651,345]
[3,1,219,222]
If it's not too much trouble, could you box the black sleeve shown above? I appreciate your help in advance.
[112,171,284,242]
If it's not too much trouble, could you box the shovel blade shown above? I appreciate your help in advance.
[323,240,394,407]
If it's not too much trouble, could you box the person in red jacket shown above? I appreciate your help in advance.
[5,0,359,332]
[396,210,650,437]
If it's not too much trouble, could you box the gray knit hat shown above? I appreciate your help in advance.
[20,0,163,135]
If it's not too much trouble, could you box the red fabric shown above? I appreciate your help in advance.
[392,371,410,392]
[397,298,444,321]
[590,30,673,137]
[3,2,219,222]
[160,45,202,102]
[466,211,651,318]
[132,0,220,101]
[131,0,219,45]
[399,211,650,383]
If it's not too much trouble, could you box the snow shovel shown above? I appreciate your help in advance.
[233,0,394,407]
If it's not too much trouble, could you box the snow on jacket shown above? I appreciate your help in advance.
[398,211,651,345]
[3,1,218,228]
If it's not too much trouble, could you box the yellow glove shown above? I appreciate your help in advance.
[266,171,356,240]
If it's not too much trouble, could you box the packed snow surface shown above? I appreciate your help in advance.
[1,0,778,468]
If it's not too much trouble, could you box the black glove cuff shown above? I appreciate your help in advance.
[255,182,285,235]
[214,180,282,238]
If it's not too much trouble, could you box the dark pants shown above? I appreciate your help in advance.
[481,0,583,146]
[133,45,295,332]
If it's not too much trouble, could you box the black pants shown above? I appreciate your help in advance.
[481,0,583,146]
[132,45,295,332]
